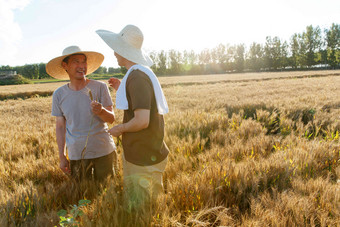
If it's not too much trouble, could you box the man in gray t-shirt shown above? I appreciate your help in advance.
[47,46,116,182]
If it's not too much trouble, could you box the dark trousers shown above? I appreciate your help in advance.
[70,151,116,182]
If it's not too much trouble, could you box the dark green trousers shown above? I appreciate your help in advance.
[70,151,116,182]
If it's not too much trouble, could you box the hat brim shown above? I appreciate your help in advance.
[46,51,104,79]
[96,29,153,67]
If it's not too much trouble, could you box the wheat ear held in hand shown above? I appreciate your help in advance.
[81,89,95,160]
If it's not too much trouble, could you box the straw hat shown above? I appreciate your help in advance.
[96,25,153,67]
[46,46,104,79]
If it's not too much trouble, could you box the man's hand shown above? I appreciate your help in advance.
[109,124,124,137]
[109,109,149,138]
[59,155,71,174]
[108,78,121,91]
[91,101,103,115]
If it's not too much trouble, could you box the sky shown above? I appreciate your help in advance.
[0,0,339,68]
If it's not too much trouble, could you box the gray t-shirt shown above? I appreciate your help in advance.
[52,80,116,160]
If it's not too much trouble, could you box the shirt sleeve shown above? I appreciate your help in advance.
[51,90,63,117]
[126,71,153,111]
[100,82,114,107]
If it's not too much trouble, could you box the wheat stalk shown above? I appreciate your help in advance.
[81,89,95,160]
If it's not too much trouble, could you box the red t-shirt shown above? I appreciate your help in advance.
[122,70,169,166]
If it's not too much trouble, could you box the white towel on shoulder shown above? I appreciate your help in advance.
[116,64,169,115]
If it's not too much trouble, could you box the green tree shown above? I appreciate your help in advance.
[297,33,308,67]
[94,66,106,74]
[108,67,120,74]
[212,44,228,73]
[149,51,159,73]
[158,50,168,75]
[226,45,236,72]
[264,36,285,70]
[38,63,49,78]
[290,34,300,69]
[281,41,289,69]
[209,46,219,73]
[247,42,263,71]
[21,64,39,79]
[272,37,281,70]
[290,33,308,68]
[268,37,289,70]
[120,66,127,74]
[198,49,212,74]
[0,65,12,71]
[303,25,322,67]
[264,36,274,70]
[168,50,182,75]
[185,50,200,75]
[325,23,340,68]
[235,44,245,72]
[182,50,192,74]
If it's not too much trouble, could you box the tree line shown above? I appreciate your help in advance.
[1,23,339,79]
[149,23,340,75]
[0,64,121,79]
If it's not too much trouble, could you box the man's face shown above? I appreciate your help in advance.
[114,52,124,67]
[62,54,87,80]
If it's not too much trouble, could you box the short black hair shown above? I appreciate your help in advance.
[62,54,87,64]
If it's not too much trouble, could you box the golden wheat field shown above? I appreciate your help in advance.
[0,70,339,226]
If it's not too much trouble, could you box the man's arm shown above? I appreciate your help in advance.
[90,102,115,124]
[109,109,150,137]
[56,116,70,174]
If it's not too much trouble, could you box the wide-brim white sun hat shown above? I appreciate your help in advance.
[96,25,153,67]
[46,46,104,79]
